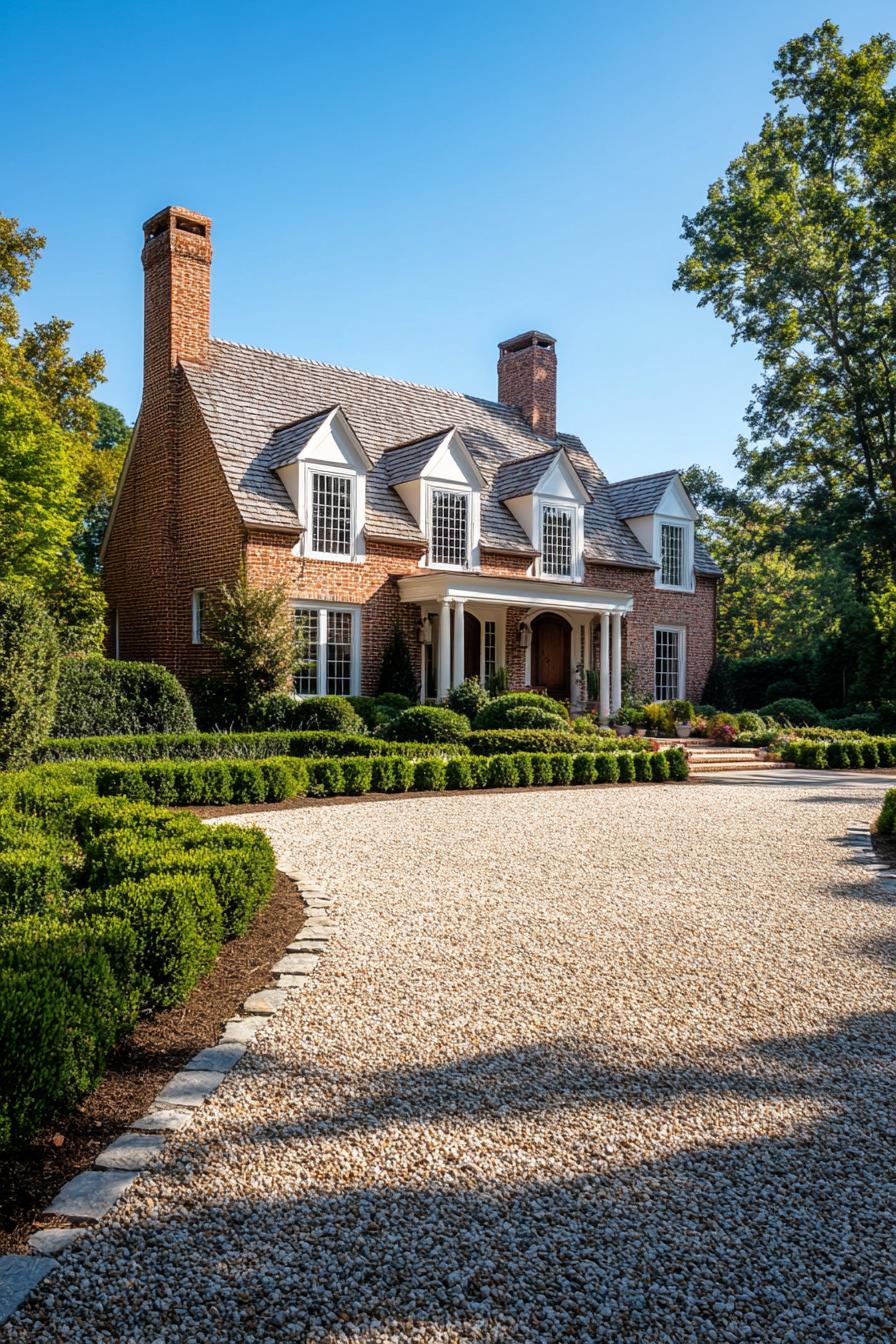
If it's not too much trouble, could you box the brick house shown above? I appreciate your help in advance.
[102,205,720,715]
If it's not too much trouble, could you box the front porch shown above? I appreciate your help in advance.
[397,572,633,718]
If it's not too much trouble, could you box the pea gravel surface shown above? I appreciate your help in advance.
[5,779,896,1343]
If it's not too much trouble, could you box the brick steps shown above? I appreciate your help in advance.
[644,737,795,775]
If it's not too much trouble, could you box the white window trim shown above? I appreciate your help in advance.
[654,516,694,592]
[191,589,204,645]
[654,624,686,701]
[300,463,365,564]
[425,482,472,571]
[534,498,584,582]
[291,602,362,696]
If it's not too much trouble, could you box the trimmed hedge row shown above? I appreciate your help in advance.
[12,746,689,809]
[35,731,470,764]
[781,738,896,769]
[465,729,656,756]
[0,782,275,1149]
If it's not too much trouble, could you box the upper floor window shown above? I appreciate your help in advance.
[429,488,468,567]
[311,472,353,556]
[660,523,685,587]
[541,504,574,578]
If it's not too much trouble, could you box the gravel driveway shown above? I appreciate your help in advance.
[6,779,896,1342]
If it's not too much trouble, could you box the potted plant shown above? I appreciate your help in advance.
[613,705,639,736]
[671,699,695,739]
[631,707,648,737]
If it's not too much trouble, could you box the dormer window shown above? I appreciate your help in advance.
[311,471,353,556]
[541,505,574,578]
[429,487,469,568]
[660,523,684,587]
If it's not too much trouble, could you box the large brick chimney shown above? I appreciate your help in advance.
[141,205,212,396]
[497,330,557,439]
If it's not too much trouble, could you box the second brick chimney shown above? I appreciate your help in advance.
[497,330,557,439]
[141,205,212,398]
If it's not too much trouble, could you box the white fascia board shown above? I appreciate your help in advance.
[538,450,590,504]
[300,406,372,472]
[99,408,142,563]
[656,475,698,521]
[398,571,633,614]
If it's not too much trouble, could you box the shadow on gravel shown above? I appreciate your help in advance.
[53,1015,896,1343]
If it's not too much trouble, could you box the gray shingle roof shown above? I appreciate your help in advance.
[606,471,678,520]
[266,409,334,472]
[493,448,590,503]
[382,430,455,487]
[182,340,713,572]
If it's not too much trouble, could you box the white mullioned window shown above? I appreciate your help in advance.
[191,589,204,645]
[429,489,469,567]
[541,504,574,578]
[311,471,353,556]
[294,605,359,696]
[483,620,497,684]
[660,523,685,587]
[654,627,684,701]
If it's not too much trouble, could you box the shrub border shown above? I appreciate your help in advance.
[0,875,334,1322]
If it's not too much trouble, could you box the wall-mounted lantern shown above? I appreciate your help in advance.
[518,622,532,650]
[418,615,433,645]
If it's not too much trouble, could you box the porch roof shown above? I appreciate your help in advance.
[397,571,633,616]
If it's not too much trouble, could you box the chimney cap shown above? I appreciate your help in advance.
[142,205,212,242]
[498,330,557,354]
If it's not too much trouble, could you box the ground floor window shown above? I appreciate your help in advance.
[654,626,684,701]
[294,605,359,696]
[483,619,497,685]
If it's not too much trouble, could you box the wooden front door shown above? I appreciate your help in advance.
[463,612,481,682]
[531,614,571,702]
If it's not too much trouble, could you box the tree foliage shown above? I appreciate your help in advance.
[197,570,300,725]
[676,23,896,701]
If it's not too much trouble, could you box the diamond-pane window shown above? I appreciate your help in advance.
[430,490,468,567]
[542,505,574,577]
[660,524,684,586]
[654,628,681,701]
[311,472,353,556]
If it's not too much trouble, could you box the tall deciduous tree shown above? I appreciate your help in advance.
[676,22,896,699]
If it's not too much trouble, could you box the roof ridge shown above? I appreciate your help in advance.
[494,445,562,472]
[209,338,524,417]
[382,426,456,454]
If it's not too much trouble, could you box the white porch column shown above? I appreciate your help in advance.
[438,598,452,701]
[599,612,610,722]
[452,600,465,689]
[610,612,623,713]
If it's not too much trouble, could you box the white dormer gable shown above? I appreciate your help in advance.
[272,407,371,562]
[624,474,697,592]
[390,430,484,571]
[501,449,589,582]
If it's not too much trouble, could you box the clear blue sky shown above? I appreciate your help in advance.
[4,1,892,482]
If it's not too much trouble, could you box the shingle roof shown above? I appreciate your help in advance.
[266,409,333,471]
[493,448,590,503]
[383,430,455,487]
[606,471,678,519]
[181,340,711,571]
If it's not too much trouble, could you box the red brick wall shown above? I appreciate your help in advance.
[586,562,717,702]
[244,536,427,694]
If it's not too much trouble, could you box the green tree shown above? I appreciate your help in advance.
[198,569,299,724]
[676,23,896,699]
[76,402,131,572]
[0,583,60,769]
[377,626,418,701]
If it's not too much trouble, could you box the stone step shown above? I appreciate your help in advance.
[687,751,767,762]
[689,760,795,773]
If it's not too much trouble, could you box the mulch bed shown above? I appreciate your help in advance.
[0,868,303,1255]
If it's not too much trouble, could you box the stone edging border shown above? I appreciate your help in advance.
[844,820,896,890]
[0,870,331,1327]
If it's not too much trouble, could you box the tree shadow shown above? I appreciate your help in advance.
[34,1016,896,1342]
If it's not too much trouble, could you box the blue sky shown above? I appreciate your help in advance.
[4,1,892,482]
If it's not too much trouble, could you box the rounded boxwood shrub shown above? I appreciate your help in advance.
[446,757,475,789]
[487,755,518,788]
[53,657,195,738]
[258,759,296,801]
[292,696,365,734]
[341,757,373,795]
[665,747,689,781]
[0,849,65,917]
[511,752,535,787]
[370,757,414,793]
[758,697,822,727]
[860,740,879,768]
[736,711,765,733]
[634,752,653,781]
[414,759,447,791]
[445,677,489,723]
[504,705,571,731]
[650,751,670,781]
[530,754,553,786]
[548,753,574,785]
[307,759,345,796]
[572,752,596,784]
[466,729,580,756]
[469,756,491,787]
[617,752,636,783]
[595,753,620,784]
[472,693,568,731]
[384,706,469,744]
[877,788,896,834]
[0,583,61,769]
